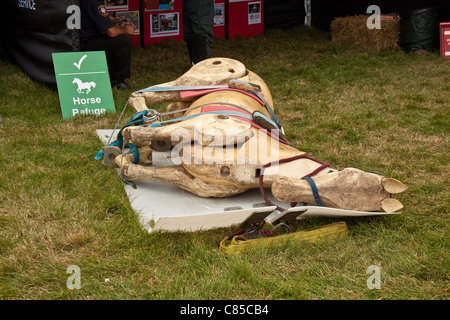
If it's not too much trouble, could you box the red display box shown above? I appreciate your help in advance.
[440,22,450,59]
[142,0,183,46]
[227,0,264,39]
[106,0,142,47]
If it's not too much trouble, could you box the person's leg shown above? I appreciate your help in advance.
[183,19,211,65]
[183,0,214,65]
[105,34,131,85]
[182,12,196,65]
[191,34,209,64]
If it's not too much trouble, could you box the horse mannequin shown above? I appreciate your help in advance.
[105,58,407,213]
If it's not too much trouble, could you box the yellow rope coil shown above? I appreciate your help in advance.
[219,222,348,254]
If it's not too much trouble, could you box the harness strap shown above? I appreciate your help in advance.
[128,143,140,164]
[301,176,323,206]
[258,154,330,212]
[145,106,289,145]
[200,105,290,145]
[155,109,254,124]
[250,90,279,127]
[178,86,280,130]
[96,105,290,161]
[95,110,151,160]
[180,88,265,106]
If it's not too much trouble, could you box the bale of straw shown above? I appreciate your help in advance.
[331,15,401,51]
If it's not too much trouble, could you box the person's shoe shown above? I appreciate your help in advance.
[112,80,129,90]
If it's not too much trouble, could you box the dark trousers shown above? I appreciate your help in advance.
[182,0,214,64]
[185,35,209,64]
[81,34,131,82]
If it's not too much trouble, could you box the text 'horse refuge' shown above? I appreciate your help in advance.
[102,58,407,214]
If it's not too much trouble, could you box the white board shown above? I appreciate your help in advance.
[268,205,401,224]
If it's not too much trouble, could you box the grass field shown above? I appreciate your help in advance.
[0,26,449,300]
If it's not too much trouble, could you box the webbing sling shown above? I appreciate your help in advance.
[95,110,150,161]
[200,105,290,145]
[137,78,281,130]
[258,154,330,212]
[250,90,280,129]
[96,107,291,162]
[139,108,290,147]
[302,176,323,206]
[95,109,255,161]
[219,222,348,255]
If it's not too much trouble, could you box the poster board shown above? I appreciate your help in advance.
[105,0,142,47]
[214,0,226,38]
[142,0,183,46]
[440,22,450,59]
[227,0,264,39]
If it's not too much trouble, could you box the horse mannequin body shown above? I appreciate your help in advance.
[106,58,406,213]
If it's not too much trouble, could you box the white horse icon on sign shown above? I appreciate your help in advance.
[72,78,96,94]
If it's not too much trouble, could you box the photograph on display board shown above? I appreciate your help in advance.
[105,0,128,10]
[151,12,179,37]
[146,0,175,11]
[112,11,140,34]
[214,3,224,26]
[248,1,261,25]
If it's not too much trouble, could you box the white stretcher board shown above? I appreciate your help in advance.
[96,129,400,232]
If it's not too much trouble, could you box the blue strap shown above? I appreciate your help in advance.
[155,110,255,125]
[94,149,104,161]
[137,85,227,93]
[94,139,122,160]
[252,110,279,130]
[128,143,140,164]
[302,176,323,206]
[95,110,149,160]
[96,109,279,161]
[250,90,280,128]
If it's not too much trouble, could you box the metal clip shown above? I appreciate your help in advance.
[143,109,161,125]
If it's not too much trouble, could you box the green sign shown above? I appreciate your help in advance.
[52,51,115,119]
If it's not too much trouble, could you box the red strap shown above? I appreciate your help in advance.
[180,88,265,105]
[200,105,290,145]
[201,105,251,115]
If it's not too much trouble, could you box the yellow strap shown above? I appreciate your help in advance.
[219,222,348,255]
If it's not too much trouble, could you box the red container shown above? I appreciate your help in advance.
[106,0,142,47]
[440,22,450,59]
[227,0,264,39]
[142,0,183,46]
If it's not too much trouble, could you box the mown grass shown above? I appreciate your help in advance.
[0,26,448,300]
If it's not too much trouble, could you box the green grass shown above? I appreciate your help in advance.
[0,26,449,300]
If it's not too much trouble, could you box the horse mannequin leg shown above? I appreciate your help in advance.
[271,167,407,212]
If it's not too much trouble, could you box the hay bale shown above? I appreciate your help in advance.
[331,14,401,51]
